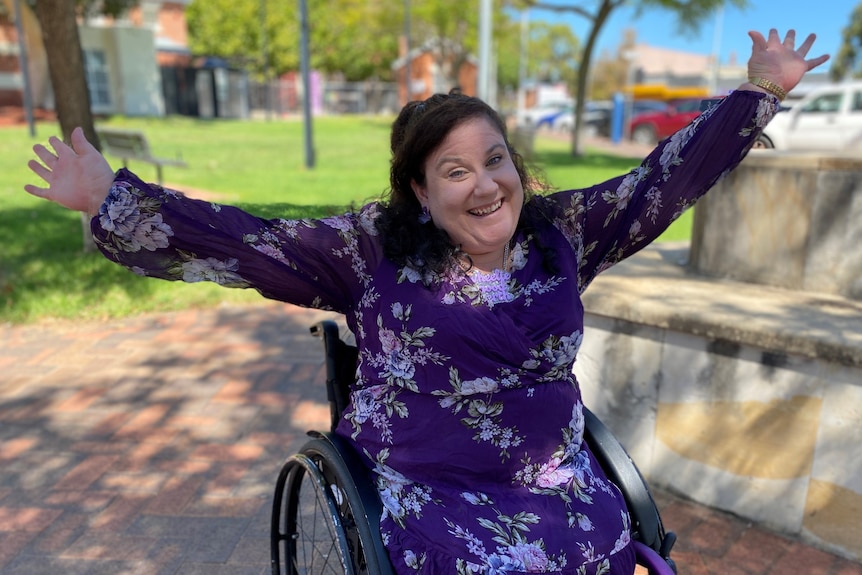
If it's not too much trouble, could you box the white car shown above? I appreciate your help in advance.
[758,81,862,151]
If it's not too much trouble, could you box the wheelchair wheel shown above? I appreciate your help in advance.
[271,434,392,575]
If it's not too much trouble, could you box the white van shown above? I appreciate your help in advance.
[757,81,862,152]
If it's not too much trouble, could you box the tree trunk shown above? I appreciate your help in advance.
[32,0,100,251]
[570,0,614,158]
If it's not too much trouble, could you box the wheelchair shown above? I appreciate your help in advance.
[271,320,678,575]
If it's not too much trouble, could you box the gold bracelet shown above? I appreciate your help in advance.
[749,77,787,101]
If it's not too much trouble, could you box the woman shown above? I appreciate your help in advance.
[25,29,827,575]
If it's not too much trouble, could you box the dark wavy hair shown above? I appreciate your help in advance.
[375,89,557,282]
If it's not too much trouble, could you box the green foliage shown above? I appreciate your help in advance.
[528,21,581,85]
[186,0,403,80]
[183,0,578,88]
[831,1,862,80]
[634,0,748,35]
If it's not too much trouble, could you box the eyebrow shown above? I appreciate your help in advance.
[434,142,506,171]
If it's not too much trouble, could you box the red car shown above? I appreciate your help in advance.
[629,98,709,145]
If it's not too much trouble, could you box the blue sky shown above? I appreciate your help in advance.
[529,0,858,68]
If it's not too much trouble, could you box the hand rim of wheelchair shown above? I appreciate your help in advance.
[271,432,395,575]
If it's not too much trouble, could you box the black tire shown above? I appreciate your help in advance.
[752,134,774,149]
[271,434,392,575]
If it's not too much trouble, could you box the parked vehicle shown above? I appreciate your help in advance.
[757,81,862,151]
[552,101,614,136]
[628,97,708,146]
[516,102,570,128]
[567,100,667,139]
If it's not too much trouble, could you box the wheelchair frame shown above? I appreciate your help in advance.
[271,319,677,574]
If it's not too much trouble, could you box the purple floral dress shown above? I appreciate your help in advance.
[91,91,778,574]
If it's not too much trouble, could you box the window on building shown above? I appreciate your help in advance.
[83,49,111,109]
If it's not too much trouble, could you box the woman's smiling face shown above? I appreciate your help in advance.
[411,116,524,271]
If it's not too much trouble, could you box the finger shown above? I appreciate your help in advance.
[783,29,796,49]
[797,33,817,56]
[806,53,831,71]
[768,28,780,45]
[70,126,98,155]
[33,144,57,167]
[27,159,53,183]
[49,135,76,159]
[748,30,767,51]
[24,182,50,199]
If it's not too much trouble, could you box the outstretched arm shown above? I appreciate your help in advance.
[739,29,830,100]
[25,127,116,216]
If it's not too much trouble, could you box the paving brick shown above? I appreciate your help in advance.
[681,513,749,557]
[60,531,158,561]
[0,531,39,570]
[0,438,37,460]
[90,494,150,531]
[145,475,206,515]
[3,303,861,574]
[190,444,264,463]
[0,507,63,532]
[23,511,88,556]
[51,455,118,492]
[769,544,839,575]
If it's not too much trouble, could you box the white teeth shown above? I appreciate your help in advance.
[470,199,502,216]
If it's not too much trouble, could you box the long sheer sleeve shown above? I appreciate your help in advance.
[91,168,383,314]
[545,90,779,293]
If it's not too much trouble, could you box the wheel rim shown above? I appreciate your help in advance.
[278,454,355,575]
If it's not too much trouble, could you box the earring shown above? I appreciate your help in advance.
[419,205,431,224]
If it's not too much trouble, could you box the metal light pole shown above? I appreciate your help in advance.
[516,10,528,123]
[477,0,492,103]
[260,0,271,119]
[299,0,315,168]
[403,0,411,102]
[12,0,35,137]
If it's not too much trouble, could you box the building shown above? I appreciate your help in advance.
[0,0,246,119]
[392,38,478,106]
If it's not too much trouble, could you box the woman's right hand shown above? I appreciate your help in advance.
[25,127,116,216]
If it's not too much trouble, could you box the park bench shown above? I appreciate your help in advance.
[96,127,187,184]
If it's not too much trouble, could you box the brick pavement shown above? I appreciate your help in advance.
[1,303,861,575]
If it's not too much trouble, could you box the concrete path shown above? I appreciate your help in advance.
[2,300,861,574]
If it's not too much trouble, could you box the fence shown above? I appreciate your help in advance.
[247,77,399,117]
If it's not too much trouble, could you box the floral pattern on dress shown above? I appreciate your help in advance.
[433,369,524,460]
[345,301,449,442]
[446,493,569,574]
[370,447,441,529]
[90,91,779,575]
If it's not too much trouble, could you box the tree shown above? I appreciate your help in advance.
[186,0,401,81]
[519,0,748,156]
[830,1,862,81]
[588,28,635,100]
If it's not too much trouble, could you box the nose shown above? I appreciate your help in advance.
[474,168,499,197]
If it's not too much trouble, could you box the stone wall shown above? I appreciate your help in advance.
[690,152,862,300]
[576,244,862,561]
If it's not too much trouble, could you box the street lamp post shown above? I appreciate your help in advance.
[299,0,314,168]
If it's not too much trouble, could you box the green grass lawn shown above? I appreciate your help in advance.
[0,116,689,325]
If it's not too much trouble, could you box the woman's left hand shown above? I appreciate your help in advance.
[747,29,830,94]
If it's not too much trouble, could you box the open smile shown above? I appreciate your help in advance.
[469,199,503,217]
